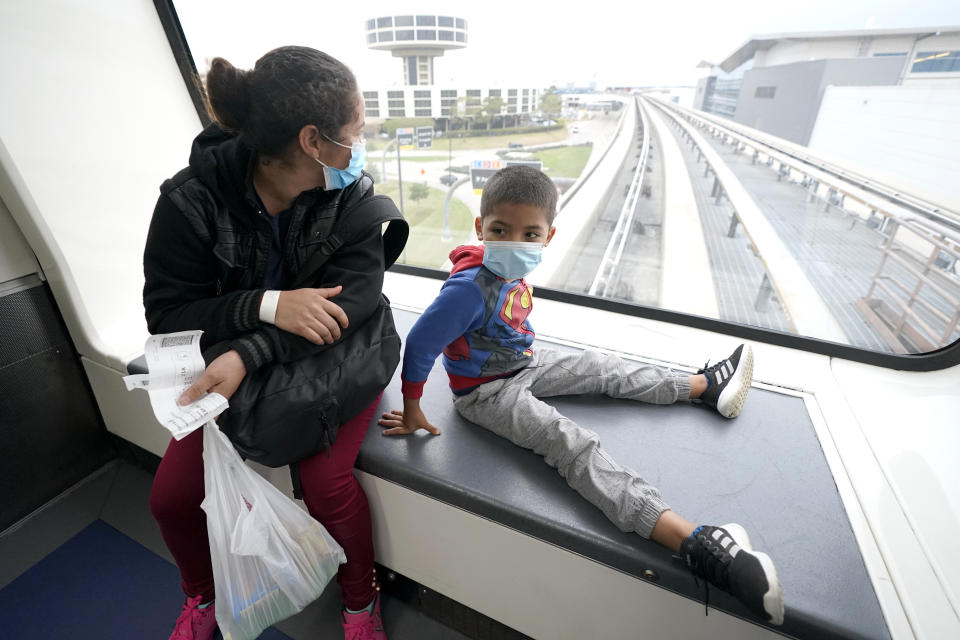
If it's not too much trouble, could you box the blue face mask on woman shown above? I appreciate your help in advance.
[482,241,544,280]
[316,135,366,190]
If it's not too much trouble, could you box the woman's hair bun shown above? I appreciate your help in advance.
[205,57,251,131]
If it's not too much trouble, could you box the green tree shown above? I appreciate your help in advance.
[409,182,430,205]
[465,94,485,131]
[540,89,562,121]
[446,96,467,133]
[484,96,504,130]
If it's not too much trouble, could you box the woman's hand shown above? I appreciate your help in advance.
[274,286,349,344]
[378,398,441,436]
[177,350,247,404]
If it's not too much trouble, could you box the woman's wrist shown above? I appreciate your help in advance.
[259,290,282,324]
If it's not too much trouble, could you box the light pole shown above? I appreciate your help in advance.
[381,137,396,183]
[396,136,404,216]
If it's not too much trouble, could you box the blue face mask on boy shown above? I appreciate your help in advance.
[316,135,366,190]
[482,241,544,280]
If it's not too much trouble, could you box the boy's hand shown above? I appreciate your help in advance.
[379,398,441,436]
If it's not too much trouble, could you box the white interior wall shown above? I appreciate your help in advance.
[0,197,40,284]
[0,0,203,368]
[808,85,960,211]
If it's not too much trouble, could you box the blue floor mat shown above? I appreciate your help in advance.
[0,519,292,639]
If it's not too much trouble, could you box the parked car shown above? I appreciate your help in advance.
[571,125,580,134]
[440,173,458,186]
[508,142,524,149]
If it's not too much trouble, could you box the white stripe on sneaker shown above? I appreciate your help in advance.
[724,361,733,377]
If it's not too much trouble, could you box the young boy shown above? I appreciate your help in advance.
[378,165,784,625]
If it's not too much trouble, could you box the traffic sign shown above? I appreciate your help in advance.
[397,127,415,150]
[470,159,503,195]
[505,159,544,171]
[416,126,434,149]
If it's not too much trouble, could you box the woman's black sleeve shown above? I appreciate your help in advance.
[226,225,386,371]
[143,195,265,348]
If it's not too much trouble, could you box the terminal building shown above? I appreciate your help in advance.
[362,13,540,122]
[694,26,960,209]
[694,26,960,144]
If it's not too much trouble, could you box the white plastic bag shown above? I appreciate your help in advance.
[200,423,346,640]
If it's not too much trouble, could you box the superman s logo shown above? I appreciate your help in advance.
[498,282,533,332]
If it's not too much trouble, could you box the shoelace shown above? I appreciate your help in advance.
[343,624,364,640]
[697,358,722,377]
[674,529,734,617]
[342,608,380,640]
[673,552,711,616]
[172,595,211,639]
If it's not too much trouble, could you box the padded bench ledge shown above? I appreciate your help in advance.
[357,310,890,640]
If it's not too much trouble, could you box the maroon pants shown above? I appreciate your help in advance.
[149,398,381,610]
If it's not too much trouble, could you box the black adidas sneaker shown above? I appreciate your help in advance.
[698,344,754,418]
[678,523,784,625]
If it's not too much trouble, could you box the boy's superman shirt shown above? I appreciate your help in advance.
[401,245,536,398]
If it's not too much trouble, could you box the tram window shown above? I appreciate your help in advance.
[754,86,776,98]
[912,51,960,73]
[171,1,960,360]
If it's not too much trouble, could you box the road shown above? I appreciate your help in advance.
[376,115,623,230]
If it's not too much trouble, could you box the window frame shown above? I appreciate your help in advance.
[156,0,960,372]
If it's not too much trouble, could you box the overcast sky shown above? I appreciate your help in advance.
[175,0,960,89]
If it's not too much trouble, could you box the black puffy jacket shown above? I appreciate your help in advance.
[143,124,385,372]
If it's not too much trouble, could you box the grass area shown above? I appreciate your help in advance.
[442,126,569,151]
[375,180,474,268]
[533,144,593,178]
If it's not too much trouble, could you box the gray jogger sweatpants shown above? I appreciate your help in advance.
[452,348,691,539]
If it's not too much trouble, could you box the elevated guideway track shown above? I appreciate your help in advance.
[648,98,848,343]
[651,96,960,352]
[654,98,960,234]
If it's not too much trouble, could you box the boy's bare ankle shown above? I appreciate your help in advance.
[651,510,697,552]
[688,374,707,399]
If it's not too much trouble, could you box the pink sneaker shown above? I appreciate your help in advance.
[169,595,217,640]
[341,593,387,640]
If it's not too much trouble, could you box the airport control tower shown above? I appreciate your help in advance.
[365,15,468,86]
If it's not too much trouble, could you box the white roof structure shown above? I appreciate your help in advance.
[719,25,960,72]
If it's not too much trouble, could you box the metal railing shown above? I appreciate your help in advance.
[654,98,960,233]
[859,218,960,353]
[588,97,650,297]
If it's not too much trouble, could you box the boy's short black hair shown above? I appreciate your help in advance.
[480,165,558,225]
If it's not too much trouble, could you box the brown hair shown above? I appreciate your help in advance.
[205,46,359,157]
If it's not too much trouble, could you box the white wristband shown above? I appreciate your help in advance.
[259,290,281,324]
